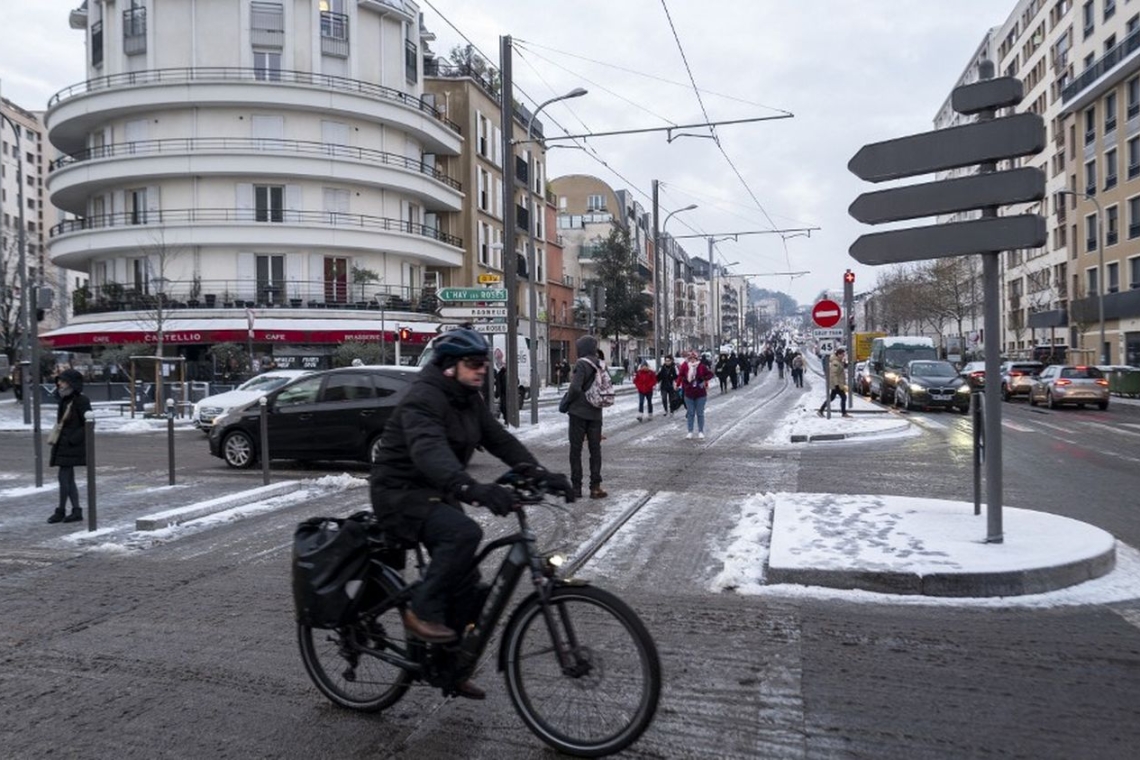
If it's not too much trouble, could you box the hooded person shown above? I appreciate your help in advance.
[564,334,606,499]
[48,369,93,524]
[370,328,573,698]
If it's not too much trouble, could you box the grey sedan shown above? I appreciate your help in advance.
[1028,365,1110,410]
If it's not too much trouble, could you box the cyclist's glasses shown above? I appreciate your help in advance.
[461,356,488,370]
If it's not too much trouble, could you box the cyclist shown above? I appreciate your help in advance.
[369,327,573,698]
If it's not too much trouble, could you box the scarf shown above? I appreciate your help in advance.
[686,360,698,384]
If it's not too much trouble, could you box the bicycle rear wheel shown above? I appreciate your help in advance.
[503,585,661,757]
[297,575,412,712]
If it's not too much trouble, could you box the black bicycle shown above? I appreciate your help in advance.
[296,472,662,758]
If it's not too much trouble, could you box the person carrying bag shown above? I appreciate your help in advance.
[48,369,92,524]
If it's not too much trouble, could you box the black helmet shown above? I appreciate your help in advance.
[432,328,490,362]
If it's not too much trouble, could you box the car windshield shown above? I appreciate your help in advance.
[237,374,295,392]
[910,361,956,377]
[1060,367,1104,379]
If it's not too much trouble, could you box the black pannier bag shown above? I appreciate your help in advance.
[292,512,373,628]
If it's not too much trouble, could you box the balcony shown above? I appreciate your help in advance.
[123,7,146,55]
[1062,28,1140,104]
[320,11,349,57]
[251,2,284,48]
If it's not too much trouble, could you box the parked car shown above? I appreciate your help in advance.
[192,370,311,431]
[1028,365,1110,410]
[959,360,987,390]
[854,361,872,396]
[893,359,971,412]
[999,360,1044,401]
[207,366,420,468]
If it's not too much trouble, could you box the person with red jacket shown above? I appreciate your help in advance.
[677,350,715,440]
[632,361,657,421]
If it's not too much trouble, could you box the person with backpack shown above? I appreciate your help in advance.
[677,349,714,440]
[632,361,657,421]
[565,335,608,499]
[656,355,679,416]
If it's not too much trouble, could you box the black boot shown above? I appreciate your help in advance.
[47,509,66,524]
[62,509,83,523]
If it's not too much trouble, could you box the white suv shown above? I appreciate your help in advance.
[192,370,311,431]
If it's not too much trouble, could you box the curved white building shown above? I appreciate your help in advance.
[44,0,462,369]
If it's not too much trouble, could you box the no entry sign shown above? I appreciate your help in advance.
[812,299,842,328]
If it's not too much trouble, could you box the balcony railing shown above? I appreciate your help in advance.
[1062,28,1140,103]
[91,20,103,67]
[47,67,461,134]
[73,279,441,315]
[49,137,462,190]
[320,11,349,57]
[50,208,464,248]
[123,7,146,55]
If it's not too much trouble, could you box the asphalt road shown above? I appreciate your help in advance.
[1,374,1139,759]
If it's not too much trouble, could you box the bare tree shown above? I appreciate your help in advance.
[127,229,189,410]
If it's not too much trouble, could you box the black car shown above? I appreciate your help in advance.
[208,366,420,468]
[893,359,971,412]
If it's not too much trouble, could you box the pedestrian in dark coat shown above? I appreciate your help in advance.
[656,355,679,416]
[741,353,751,385]
[714,354,730,393]
[48,369,92,524]
[775,349,786,379]
[565,335,606,499]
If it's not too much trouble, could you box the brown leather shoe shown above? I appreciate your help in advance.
[454,680,486,700]
[402,608,457,643]
[589,486,608,499]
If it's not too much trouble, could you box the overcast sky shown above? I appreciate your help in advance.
[0,1,1005,306]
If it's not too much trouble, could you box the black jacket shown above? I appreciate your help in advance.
[50,392,92,467]
[656,363,677,389]
[370,363,537,513]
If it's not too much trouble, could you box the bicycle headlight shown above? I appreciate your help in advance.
[543,553,566,577]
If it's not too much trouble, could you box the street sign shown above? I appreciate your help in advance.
[849,167,1045,225]
[847,112,1045,183]
[850,214,1046,266]
[812,299,842,328]
[438,322,510,334]
[952,76,1024,115]
[438,306,508,319]
[817,339,836,354]
[476,274,502,284]
[437,287,508,302]
[812,328,844,339]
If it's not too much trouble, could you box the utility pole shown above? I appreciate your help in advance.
[499,35,519,427]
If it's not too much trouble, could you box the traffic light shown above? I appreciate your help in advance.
[844,270,855,285]
[397,326,412,342]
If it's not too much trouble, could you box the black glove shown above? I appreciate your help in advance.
[461,482,516,516]
[510,462,546,481]
[543,472,576,503]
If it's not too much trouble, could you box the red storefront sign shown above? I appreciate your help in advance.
[41,327,433,349]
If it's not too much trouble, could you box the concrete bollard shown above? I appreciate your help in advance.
[166,398,176,486]
[84,410,97,531]
[259,396,270,486]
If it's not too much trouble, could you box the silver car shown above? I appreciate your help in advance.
[1028,365,1110,410]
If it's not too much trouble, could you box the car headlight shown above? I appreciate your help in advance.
[956,384,970,394]
[885,371,898,382]
[909,383,925,392]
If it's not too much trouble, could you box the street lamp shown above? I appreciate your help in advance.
[655,204,697,360]
[1056,189,1106,364]
[522,86,587,424]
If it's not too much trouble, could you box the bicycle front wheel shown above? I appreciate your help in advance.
[503,585,661,757]
[297,575,412,712]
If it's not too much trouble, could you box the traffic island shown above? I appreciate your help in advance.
[135,481,303,531]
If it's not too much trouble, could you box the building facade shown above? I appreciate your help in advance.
[42,0,464,371]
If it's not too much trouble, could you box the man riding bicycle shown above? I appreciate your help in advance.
[369,327,573,699]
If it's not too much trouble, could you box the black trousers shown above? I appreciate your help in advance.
[568,414,603,490]
[820,386,848,414]
[411,502,483,626]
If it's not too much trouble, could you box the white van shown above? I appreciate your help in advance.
[868,336,938,401]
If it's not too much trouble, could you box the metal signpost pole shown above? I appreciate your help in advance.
[499,35,519,427]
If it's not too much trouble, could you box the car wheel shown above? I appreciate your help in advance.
[1047,391,1059,410]
[1001,384,1011,402]
[222,430,256,469]
[1029,392,1038,407]
[1098,401,1109,411]
[368,435,384,463]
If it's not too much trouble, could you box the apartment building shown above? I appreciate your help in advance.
[41,0,463,370]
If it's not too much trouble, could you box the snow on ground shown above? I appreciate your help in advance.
[0,397,196,434]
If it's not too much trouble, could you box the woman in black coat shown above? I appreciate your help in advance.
[48,369,92,524]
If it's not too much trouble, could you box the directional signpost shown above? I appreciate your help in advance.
[437,287,508,302]
[439,306,508,319]
[847,62,1046,544]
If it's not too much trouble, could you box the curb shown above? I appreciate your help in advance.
[135,480,303,531]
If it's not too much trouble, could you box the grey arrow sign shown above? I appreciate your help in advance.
[849,166,1045,224]
[849,215,1046,266]
[952,76,1024,115]
[848,112,1045,183]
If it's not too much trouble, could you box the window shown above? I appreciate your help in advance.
[1087,212,1098,251]
[1085,106,1096,144]
[478,221,491,265]
[1130,196,1140,237]
[1107,205,1119,245]
[255,185,284,222]
[321,372,375,403]
[477,167,491,212]
[1130,137,1140,179]
[586,193,606,211]
[276,376,322,406]
[253,50,281,81]
[1083,0,1095,37]
[1086,159,1097,195]
[127,188,147,225]
[1106,148,1118,189]
[1106,0,1116,22]
[1088,266,1099,296]
[1129,256,1140,288]
[1130,77,1140,119]
[1130,13,1140,35]
[1105,92,1118,133]
[256,254,285,302]
[1107,261,1120,292]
